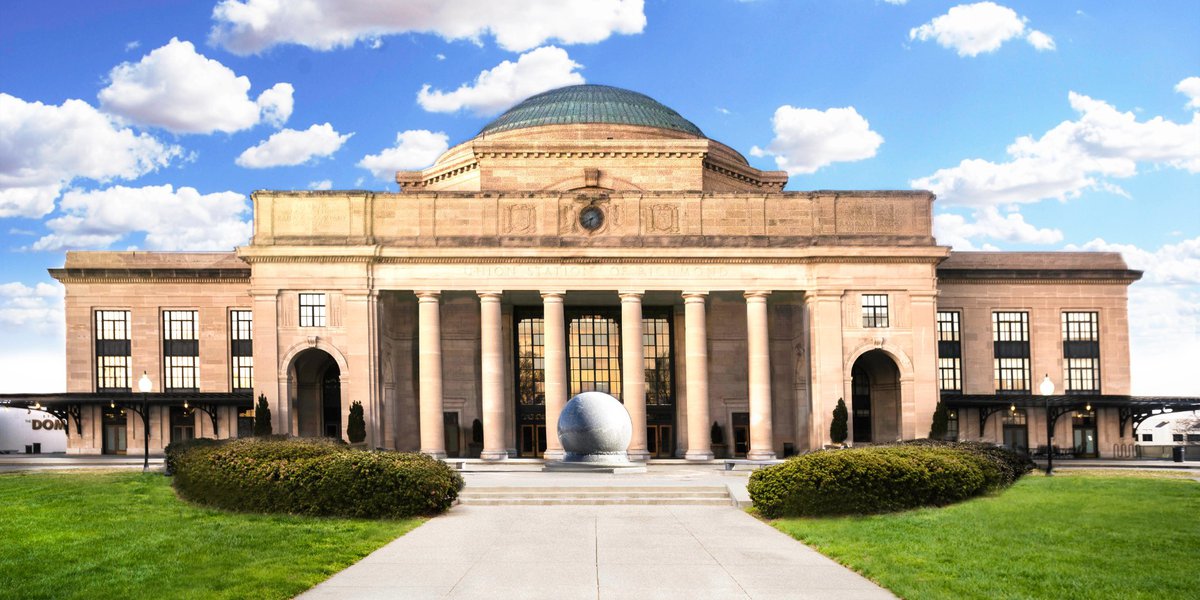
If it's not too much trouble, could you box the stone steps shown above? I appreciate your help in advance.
[457,485,733,506]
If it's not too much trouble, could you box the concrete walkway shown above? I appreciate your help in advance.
[297,504,894,600]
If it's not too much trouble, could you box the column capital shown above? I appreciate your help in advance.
[477,291,504,300]
[415,290,441,300]
[540,290,566,301]
[682,291,708,302]
[743,290,772,300]
[618,290,645,300]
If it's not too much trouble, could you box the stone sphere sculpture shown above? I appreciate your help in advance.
[558,391,632,464]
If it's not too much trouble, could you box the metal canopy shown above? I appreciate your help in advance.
[0,392,253,436]
[942,393,1200,437]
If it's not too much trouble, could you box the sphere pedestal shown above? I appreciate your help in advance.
[542,392,647,473]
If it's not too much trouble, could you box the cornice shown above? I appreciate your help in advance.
[238,255,943,266]
[49,268,249,284]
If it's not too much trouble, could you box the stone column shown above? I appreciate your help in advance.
[479,291,507,460]
[416,291,445,458]
[745,291,776,460]
[683,292,713,461]
[541,291,567,460]
[620,291,650,461]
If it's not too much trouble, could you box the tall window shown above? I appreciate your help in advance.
[1062,311,1100,393]
[643,315,673,406]
[569,314,621,396]
[862,294,889,328]
[937,311,962,393]
[230,310,253,392]
[516,317,545,406]
[299,293,326,327]
[993,311,1030,393]
[163,310,199,391]
[95,310,131,391]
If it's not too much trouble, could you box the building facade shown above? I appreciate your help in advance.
[35,85,1167,459]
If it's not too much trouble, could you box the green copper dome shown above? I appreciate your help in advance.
[478,84,704,137]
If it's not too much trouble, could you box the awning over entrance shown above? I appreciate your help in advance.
[941,393,1200,437]
[0,392,254,436]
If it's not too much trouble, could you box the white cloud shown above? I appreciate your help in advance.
[32,184,252,252]
[0,281,65,392]
[98,38,293,134]
[749,105,883,175]
[909,2,1054,57]
[913,88,1200,207]
[309,179,333,190]
[124,41,140,52]
[417,46,585,116]
[933,207,1063,249]
[236,123,353,168]
[357,130,449,179]
[210,0,646,54]
[0,93,180,219]
[1176,76,1200,110]
[0,281,63,334]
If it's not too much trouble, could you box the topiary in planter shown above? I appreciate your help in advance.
[747,443,1017,518]
[929,400,950,440]
[347,401,366,444]
[253,394,272,436]
[172,437,464,518]
[830,398,848,445]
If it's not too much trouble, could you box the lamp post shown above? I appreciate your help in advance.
[1040,373,1055,476]
[138,371,152,473]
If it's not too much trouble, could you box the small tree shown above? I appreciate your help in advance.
[830,398,849,445]
[347,401,366,444]
[253,394,272,436]
[929,400,950,440]
[710,421,724,445]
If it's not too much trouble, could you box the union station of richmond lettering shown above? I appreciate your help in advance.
[4,85,1197,460]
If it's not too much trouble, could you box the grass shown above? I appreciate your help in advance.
[771,471,1200,600]
[0,470,421,600]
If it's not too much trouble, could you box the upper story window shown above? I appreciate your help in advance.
[937,311,962,393]
[862,294,889,328]
[993,311,1030,393]
[95,310,131,391]
[230,310,253,392]
[1062,311,1100,393]
[299,293,326,327]
[163,310,199,391]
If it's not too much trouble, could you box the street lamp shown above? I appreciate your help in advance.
[1040,374,1055,476]
[138,371,152,473]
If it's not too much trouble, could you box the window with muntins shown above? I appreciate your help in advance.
[937,311,962,393]
[1062,312,1100,393]
[643,315,673,406]
[230,310,253,392]
[163,310,199,391]
[993,311,1030,393]
[862,294,889,328]
[299,293,326,327]
[95,310,131,391]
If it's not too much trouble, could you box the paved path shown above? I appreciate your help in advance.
[298,504,894,600]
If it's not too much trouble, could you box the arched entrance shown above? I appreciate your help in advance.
[849,350,901,444]
[290,348,342,439]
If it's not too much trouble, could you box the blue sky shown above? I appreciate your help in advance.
[1,0,1197,394]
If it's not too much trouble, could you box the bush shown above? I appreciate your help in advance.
[929,401,949,440]
[163,437,224,476]
[347,401,365,444]
[900,438,1035,487]
[172,437,464,518]
[830,398,848,445]
[253,394,272,436]
[747,443,1022,518]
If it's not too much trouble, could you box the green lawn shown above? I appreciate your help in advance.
[771,471,1200,600]
[0,471,421,600]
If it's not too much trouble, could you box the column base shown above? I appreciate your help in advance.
[542,449,566,461]
[422,450,447,460]
[626,450,651,462]
[684,450,714,461]
[480,449,509,461]
[747,450,777,460]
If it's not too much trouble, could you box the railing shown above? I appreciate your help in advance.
[1112,443,1137,458]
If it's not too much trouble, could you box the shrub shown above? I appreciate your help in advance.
[172,437,463,518]
[253,394,272,436]
[747,443,1016,518]
[830,398,848,445]
[347,401,365,444]
[900,438,1035,487]
[163,437,224,476]
[929,400,949,440]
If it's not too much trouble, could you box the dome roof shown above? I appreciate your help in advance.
[478,84,704,137]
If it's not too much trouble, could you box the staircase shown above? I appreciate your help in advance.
[457,485,733,506]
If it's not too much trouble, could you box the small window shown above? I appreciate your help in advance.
[1173,434,1184,442]
[1188,434,1200,443]
[1140,433,1153,442]
[299,293,326,327]
[862,294,889,328]
[230,310,253,392]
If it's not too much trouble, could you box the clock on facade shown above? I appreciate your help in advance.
[579,205,605,231]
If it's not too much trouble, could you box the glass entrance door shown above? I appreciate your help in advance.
[1073,411,1097,458]
[102,407,127,455]
[851,367,872,443]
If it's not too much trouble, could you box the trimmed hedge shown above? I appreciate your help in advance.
[163,437,224,476]
[172,437,464,518]
[747,442,1031,518]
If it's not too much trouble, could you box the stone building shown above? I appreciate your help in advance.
[10,85,1195,459]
